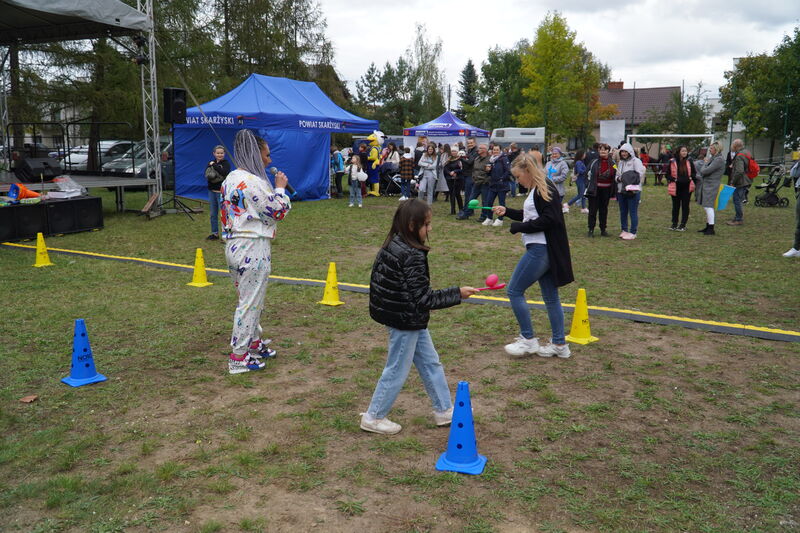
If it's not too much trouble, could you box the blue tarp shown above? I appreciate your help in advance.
[403,110,489,138]
[174,74,379,201]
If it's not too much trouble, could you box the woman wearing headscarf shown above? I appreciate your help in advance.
[220,130,292,374]
[695,141,725,235]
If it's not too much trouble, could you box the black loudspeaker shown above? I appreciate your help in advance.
[45,197,103,235]
[14,203,47,240]
[164,87,187,124]
[0,208,15,241]
[15,157,62,183]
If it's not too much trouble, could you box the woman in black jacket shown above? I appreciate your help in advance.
[362,199,477,435]
[492,152,574,359]
[205,145,231,240]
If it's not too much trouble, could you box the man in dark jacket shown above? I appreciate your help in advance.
[458,143,490,221]
[457,137,478,219]
[726,138,751,226]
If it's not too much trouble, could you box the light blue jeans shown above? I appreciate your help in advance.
[506,243,565,344]
[367,327,452,419]
[618,191,640,233]
[209,190,221,235]
[349,179,362,205]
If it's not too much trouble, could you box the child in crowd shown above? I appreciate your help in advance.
[493,152,574,359]
[398,147,415,200]
[361,199,478,434]
[345,154,365,208]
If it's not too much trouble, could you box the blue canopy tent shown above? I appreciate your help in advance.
[174,74,379,201]
[402,110,489,149]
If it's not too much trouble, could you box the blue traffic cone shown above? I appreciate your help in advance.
[61,319,107,387]
[435,381,486,475]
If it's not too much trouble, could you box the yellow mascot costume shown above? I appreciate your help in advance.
[366,130,385,197]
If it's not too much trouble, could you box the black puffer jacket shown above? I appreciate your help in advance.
[369,235,461,330]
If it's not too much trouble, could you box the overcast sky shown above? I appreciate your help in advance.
[319,0,800,104]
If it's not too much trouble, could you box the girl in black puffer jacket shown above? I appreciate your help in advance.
[361,199,478,435]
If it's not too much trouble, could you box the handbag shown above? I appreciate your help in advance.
[205,165,223,185]
[356,170,368,182]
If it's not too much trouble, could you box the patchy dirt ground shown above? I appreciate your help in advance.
[4,287,799,532]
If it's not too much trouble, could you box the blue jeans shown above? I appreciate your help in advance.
[483,188,507,220]
[568,179,586,208]
[400,179,411,198]
[461,179,483,217]
[506,244,565,344]
[367,327,452,419]
[733,186,746,221]
[208,190,221,235]
[618,192,640,233]
[349,180,362,205]
[510,179,517,197]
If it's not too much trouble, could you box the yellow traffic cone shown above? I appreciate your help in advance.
[33,232,54,267]
[318,262,344,306]
[187,248,213,287]
[565,288,598,344]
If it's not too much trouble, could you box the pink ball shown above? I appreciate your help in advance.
[485,274,499,287]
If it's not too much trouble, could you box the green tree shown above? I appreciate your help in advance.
[456,59,478,120]
[472,41,528,130]
[352,25,445,133]
[720,26,800,153]
[516,12,607,147]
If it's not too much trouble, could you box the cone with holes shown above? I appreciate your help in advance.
[565,288,598,344]
[187,248,213,287]
[33,232,54,267]
[318,261,344,306]
[436,381,486,475]
[8,182,40,201]
[61,319,107,387]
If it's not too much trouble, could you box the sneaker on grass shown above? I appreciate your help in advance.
[228,354,266,374]
[433,407,453,427]
[504,336,540,357]
[537,343,571,359]
[249,338,275,359]
[360,413,401,435]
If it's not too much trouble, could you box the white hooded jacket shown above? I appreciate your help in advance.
[615,142,646,193]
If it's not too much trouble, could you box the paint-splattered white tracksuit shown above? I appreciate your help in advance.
[220,169,291,355]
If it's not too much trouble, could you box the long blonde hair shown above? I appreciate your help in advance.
[512,152,550,202]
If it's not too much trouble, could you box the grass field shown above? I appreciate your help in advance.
[1,178,798,532]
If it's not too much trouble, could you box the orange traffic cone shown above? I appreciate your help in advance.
[565,288,598,344]
[187,248,213,287]
[9,182,40,200]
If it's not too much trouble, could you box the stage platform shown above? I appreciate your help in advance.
[0,171,156,212]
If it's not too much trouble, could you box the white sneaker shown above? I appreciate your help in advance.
[504,336,540,357]
[359,413,401,435]
[358,204,363,208]
[562,203,570,213]
[782,248,800,257]
[537,343,571,359]
[433,407,453,426]
[581,208,589,214]
[619,231,630,239]
[398,196,407,201]
[492,218,503,227]
[482,218,493,226]
[228,354,266,374]
[348,203,354,207]
[623,233,637,240]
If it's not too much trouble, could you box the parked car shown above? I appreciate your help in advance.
[62,140,134,171]
[102,137,171,179]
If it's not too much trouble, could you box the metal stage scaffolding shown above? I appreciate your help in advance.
[0,0,162,211]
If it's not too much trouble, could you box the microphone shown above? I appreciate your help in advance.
[268,166,296,197]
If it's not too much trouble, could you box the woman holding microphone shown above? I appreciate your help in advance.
[220,130,292,374]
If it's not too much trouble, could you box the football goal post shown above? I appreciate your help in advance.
[626,133,715,148]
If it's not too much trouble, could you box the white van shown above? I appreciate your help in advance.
[490,127,545,150]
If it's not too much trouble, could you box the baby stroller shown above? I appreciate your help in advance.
[378,162,402,196]
[754,164,792,207]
